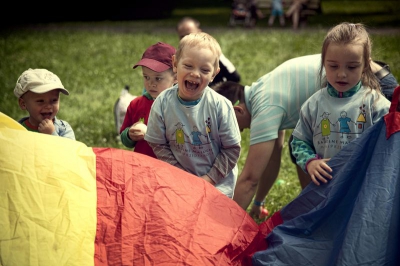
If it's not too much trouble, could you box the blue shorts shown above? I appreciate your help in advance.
[271,9,284,16]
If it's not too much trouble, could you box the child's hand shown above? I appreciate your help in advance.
[38,118,55,135]
[201,175,216,185]
[307,158,332,185]
[128,122,147,141]
[128,127,144,141]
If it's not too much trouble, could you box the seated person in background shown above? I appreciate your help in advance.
[176,16,241,87]
[285,0,309,30]
[14,68,75,140]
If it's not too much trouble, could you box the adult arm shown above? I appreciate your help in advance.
[233,140,276,210]
[249,130,285,218]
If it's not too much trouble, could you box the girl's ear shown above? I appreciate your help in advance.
[18,97,27,110]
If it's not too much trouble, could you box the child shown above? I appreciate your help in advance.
[144,32,241,198]
[268,0,285,27]
[176,16,241,87]
[291,22,391,186]
[14,68,75,140]
[120,42,177,158]
[212,52,397,219]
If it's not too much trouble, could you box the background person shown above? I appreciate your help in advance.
[285,0,309,30]
[268,0,285,27]
[176,16,241,87]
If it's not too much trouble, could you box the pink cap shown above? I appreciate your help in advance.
[133,42,176,72]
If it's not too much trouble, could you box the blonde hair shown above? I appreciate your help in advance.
[175,32,222,73]
[319,22,380,93]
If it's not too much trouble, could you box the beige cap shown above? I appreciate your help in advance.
[14,68,69,98]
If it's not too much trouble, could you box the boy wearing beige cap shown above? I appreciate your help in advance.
[120,42,177,157]
[14,68,75,140]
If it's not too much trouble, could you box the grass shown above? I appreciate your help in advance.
[0,2,399,222]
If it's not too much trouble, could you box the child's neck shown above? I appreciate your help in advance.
[177,91,202,106]
[25,118,39,130]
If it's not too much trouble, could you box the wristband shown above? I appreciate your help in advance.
[253,200,265,206]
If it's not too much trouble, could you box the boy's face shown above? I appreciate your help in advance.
[173,46,219,102]
[141,66,176,99]
[18,89,61,127]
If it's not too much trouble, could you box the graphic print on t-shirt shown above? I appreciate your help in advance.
[314,104,369,153]
[170,118,215,158]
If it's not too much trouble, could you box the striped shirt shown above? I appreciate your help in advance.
[245,54,322,145]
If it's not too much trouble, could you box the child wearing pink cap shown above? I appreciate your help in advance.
[14,68,75,140]
[120,42,177,158]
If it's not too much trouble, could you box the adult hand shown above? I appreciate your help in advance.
[233,140,276,210]
[38,118,55,135]
[249,204,264,220]
[306,158,332,185]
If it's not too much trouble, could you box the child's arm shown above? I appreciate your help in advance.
[205,143,240,184]
[147,142,185,170]
[291,136,332,185]
[50,119,76,140]
[120,127,136,148]
[60,122,75,140]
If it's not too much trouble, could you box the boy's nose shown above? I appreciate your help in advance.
[190,70,200,77]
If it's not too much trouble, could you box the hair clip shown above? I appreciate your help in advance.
[233,100,240,106]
